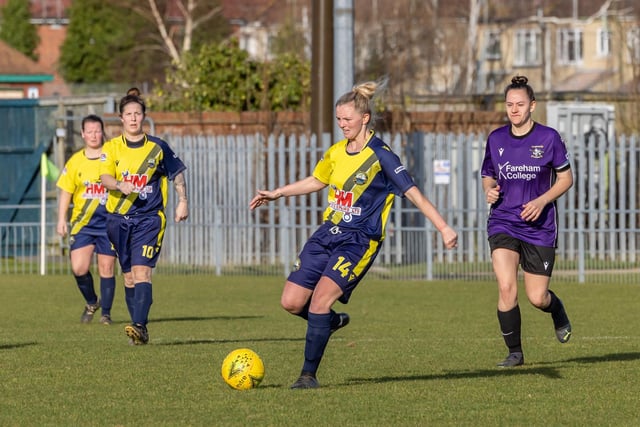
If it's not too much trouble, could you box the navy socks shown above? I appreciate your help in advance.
[124,287,135,322]
[74,272,97,305]
[100,276,116,316]
[301,312,332,375]
[132,282,153,326]
[295,300,341,329]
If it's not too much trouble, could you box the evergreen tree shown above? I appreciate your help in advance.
[152,39,310,112]
[0,0,40,61]
[59,0,162,84]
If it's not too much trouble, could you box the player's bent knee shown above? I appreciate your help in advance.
[280,293,309,315]
[280,299,301,314]
[280,282,311,315]
[529,295,548,310]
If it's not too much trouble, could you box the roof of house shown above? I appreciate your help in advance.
[0,0,71,19]
[0,39,52,82]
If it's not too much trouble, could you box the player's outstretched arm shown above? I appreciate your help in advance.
[173,172,189,222]
[250,176,326,210]
[404,186,458,249]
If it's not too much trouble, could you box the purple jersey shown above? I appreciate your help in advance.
[481,123,570,247]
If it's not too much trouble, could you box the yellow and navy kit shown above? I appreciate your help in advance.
[313,133,416,240]
[57,149,108,235]
[99,134,186,216]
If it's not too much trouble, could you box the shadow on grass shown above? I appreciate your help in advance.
[345,366,562,385]
[0,342,38,350]
[345,352,640,386]
[156,336,303,346]
[560,351,640,364]
[104,315,264,326]
[525,351,640,368]
[151,315,264,323]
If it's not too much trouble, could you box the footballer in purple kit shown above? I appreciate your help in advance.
[481,75,574,368]
[99,88,189,345]
[250,79,458,389]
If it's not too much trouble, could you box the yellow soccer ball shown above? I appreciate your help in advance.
[220,348,265,390]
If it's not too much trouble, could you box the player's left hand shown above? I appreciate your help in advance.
[441,225,458,249]
[175,199,189,222]
[118,180,134,195]
[521,199,545,222]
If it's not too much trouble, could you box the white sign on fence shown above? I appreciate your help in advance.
[433,159,451,184]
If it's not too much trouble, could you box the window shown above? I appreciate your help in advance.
[27,87,39,99]
[596,28,611,57]
[627,27,640,63]
[557,28,583,65]
[514,29,541,66]
[478,70,509,93]
[484,30,501,60]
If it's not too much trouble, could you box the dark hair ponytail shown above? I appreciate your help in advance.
[119,87,146,114]
[504,75,535,101]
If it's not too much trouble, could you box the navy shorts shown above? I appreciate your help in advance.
[488,233,555,277]
[106,211,166,273]
[287,222,382,304]
[69,231,116,256]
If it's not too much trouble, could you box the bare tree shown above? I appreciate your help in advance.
[116,0,224,68]
[355,0,477,99]
[464,0,482,93]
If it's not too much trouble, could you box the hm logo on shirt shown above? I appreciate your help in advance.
[84,182,106,198]
[335,189,353,207]
[329,189,361,222]
[84,183,108,205]
[122,173,153,199]
[122,173,148,190]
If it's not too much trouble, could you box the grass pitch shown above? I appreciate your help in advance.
[1,274,639,426]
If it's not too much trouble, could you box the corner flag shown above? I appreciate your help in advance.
[41,153,60,182]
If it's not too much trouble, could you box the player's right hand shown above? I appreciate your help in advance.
[56,221,67,237]
[485,185,501,204]
[249,190,280,210]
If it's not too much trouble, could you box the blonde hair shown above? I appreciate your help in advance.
[335,78,387,128]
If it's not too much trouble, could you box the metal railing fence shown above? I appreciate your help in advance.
[1,131,639,283]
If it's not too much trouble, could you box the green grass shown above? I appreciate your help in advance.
[1,274,639,426]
